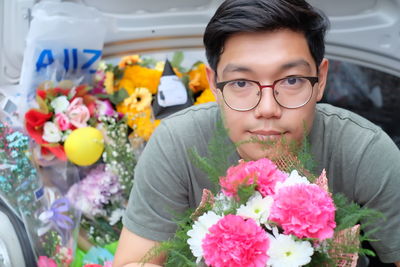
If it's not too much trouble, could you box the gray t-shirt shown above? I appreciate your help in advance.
[123,102,400,263]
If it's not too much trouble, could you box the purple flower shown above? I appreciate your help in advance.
[66,164,122,217]
[95,100,117,117]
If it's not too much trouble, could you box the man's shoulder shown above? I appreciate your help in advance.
[147,102,220,152]
[165,102,219,120]
[310,103,387,167]
[160,102,219,132]
[315,103,381,135]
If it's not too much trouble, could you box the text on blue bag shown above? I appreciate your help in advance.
[36,48,102,73]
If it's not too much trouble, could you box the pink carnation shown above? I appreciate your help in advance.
[37,256,57,267]
[269,184,336,241]
[202,215,269,267]
[219,158,287,199]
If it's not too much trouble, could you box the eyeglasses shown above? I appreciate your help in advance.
[216,76,319,111]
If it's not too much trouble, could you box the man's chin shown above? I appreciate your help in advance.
[236,137,301,161]
[236,143,274,161]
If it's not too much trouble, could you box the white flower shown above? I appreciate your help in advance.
[50,95,70,114]
[236,191,273,225]
[267,229,314,267]
[78,198,94,216]
[275,170,310,193]
[109,208,125,225]
[187,211,222,264]
[42,122,62,143]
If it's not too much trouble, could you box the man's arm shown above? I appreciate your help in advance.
[395,261,400,267]
[113,227,166,267]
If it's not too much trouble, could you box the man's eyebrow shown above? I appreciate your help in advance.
[222,64,254,76]
[279,59,312,73]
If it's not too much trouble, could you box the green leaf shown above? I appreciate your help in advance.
[109,88,129,105]
[190,60,204,69]
[188,118,237,193]
[139,57,158,68]
[171,51,184,69]
[237,184,256,204]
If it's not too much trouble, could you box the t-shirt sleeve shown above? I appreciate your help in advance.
[122,121,190,241]
[353,130,400,263]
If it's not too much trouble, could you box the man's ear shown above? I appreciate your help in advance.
[206,65,218,98]
[316,58,329,101]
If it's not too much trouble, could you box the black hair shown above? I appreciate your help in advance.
[203,0,329,72]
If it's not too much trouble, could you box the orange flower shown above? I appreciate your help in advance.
[194,88,216,105]
[118,55,141,69]
[188,63,209,93]
[118,65,161,95]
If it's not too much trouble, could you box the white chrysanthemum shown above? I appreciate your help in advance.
[109,208,125,225]
[42,122,62,143]
[187,211,222,263]
[267,231,314,267]
[275,170,310,193]
[236,191,273,225]
[50,95,70,114]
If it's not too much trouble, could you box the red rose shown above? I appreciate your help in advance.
[24,109,53,144]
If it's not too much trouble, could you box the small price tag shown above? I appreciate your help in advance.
[34,186,44,201]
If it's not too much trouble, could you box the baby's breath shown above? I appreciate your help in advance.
[99,116,136,198]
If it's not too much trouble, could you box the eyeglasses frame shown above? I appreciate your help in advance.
[216,76,319,111]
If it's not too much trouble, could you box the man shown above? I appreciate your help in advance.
[114,0,400,266]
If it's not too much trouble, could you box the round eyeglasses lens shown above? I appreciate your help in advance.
[274,77,313,108]
[222,80,260,111]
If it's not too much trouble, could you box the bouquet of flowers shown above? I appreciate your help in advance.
[146,122,380,267]
[24,79,116,164]
[94,53,215,152]
[0,121,81,266]
[0,122,39,215]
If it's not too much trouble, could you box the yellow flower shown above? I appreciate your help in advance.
[104,71,115,94]
[155,61,165,72]
[122,107,150,129]
[118,55,141,69]
[117,87,152,114]
[118,65,161,95]
[188,63,209,93]
[123,107,160,141]
[135,116,160,141]
[195,88,216,105]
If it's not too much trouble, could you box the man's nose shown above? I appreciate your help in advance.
[254,86,282,119]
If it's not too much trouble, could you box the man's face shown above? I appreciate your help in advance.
[207,29,329,161]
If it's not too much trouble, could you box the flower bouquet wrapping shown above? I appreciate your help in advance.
[0,122,41,222]
[25,160,81,267]
[0,121,81,266]
[146,122,381,267]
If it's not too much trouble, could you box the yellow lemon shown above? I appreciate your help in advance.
[64,127,104,166]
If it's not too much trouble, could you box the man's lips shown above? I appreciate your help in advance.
[249,130,287,141]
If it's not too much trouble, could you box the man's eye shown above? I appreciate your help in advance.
[287,77,299,85]
[229,80,251,88]
[236,80,247,87]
